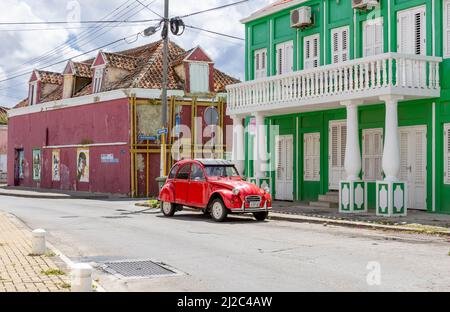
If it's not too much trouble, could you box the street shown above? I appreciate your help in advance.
[0,195,449,292]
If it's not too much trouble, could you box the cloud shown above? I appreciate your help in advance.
[0,0,269,107]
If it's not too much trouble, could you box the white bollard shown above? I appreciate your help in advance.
[31,229,46,255]
[71,263,93,292]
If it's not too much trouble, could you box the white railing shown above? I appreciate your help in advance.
[226,53,442,114]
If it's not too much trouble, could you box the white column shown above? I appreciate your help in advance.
[231,116,245,175]
[380,95,404,182]
[253,112,267,179]
[342,101,361,181]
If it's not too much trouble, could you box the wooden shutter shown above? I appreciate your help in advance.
[414,129,426,186]
[362,129,383,181]
[304,133,320,182]
[445,0,450,58]
[304,34,320,69]
[276,44,283,75]
[254,49,267,79]
[331,26,350,64]
[414,9,426,55]
[285,41,294,74]
[444,124,450,184]
[363,18,384,57]
[286,136,293,181]
[190,63,209,93]
[399,130,409,182]
[397,6,426,55]
[276,136,285,181]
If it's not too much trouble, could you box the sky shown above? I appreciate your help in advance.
[0,0,272,108]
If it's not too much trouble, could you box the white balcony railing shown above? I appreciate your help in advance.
[226,53,442,115]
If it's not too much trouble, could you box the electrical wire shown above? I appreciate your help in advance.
[0,18,159,26]
[135,0,163,18]
[179,0,249,18]
[185,25,244,41]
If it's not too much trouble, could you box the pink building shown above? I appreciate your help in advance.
[7,40,238,196]
[0,107,7,182]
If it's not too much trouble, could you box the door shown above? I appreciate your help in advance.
[329,120,347,190]
[275,135,294,201]
[397,6,426,86]
[399,126,427,210]
[362,128,384,181]
[174,164,191,204]
[304,132,321,183]
[304,34,320,69]
[363,17,384,57]
[188,164,208,208]
[254,48,267,79]
[276,41,294,75]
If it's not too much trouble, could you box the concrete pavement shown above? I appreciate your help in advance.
[1,195,449,292]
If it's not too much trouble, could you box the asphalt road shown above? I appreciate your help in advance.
[1,195,449,292]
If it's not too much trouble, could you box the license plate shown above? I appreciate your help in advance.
[249,201,260,208]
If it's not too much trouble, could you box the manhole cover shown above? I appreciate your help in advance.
[101,260,181,279]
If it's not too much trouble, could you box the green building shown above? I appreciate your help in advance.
[226,0,450,215]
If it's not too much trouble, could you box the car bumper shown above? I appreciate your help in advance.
[229,201,272,213]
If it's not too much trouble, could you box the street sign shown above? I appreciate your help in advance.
[157,128,168,135]
[138,135,157,142]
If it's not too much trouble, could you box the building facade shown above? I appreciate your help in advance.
[227,0,450,214]
[8,40,238,197]
[0,107,7,182]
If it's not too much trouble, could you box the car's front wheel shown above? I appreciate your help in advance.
[210,199,228,222]
[161,201,176,217]
[253,211,268,221]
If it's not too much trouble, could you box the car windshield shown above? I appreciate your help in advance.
[205,166,239,178]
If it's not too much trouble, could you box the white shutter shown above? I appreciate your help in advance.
[304,34,320,69]
[254,49,267,79]
[362,129,383,181]
[190,63,209,93]
[414,129,426,185]
[363,18,384,57]
[444,124,450,184]
[276,45,283,75]
[397,6,426,55]
[276,136,285,180]
[304,133,320,182]
[276,41,294,75]
[445,0,450,58]
[399,130,409,182]
[331,26,350,64]
[286,136,293,181]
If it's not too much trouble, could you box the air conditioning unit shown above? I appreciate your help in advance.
[291,7,313,28]
[352,0,379,10]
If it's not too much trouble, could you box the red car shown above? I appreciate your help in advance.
[158,159,272,222]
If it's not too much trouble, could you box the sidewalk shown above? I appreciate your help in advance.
[0,212,70,292]
[0,185,116,200]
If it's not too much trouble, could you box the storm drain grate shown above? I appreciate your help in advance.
[101,260,179,278]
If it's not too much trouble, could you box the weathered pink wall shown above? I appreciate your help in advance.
[0,126,7,154]
[7,98,131,195]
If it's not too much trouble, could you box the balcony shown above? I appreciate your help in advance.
[226,53,442,116]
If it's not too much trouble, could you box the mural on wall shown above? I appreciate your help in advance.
[77,149,89,182]
[52,149,60,182]
[15,149,25,180]
[32,149,41,181]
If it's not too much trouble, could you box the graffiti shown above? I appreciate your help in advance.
[52,150,61,182]
[77,149,89,182]
[32,149,41,181]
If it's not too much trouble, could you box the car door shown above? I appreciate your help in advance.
[187,164,208,208]
[174,164,191,204]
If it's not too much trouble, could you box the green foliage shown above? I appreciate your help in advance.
[41,269,65,276]
[148,200,161,209]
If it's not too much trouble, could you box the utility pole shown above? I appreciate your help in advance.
[160,0,169,177]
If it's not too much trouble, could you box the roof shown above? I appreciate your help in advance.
[16,39,239,108]
[195,159,234,166]
[0,106,8,125]
[241,0,307,24]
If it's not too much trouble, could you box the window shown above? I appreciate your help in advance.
[304,133,320,182]
[189,63,210,93]
[304,34,320,69]
[331,26,350,64]
[444,124,450,184]
[362,129,383,181]
[363,18,384,57]
[205,166,239,178]
[190,164,205,181]
[29,82,38,105]
[276,41,294,75]
[397,6,426,55]
[93,67,104,93]
[168,164,179,179]
[254,48,267,79]
[444,0,450,58]
[176,164,191,180]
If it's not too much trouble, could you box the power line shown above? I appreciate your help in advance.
[0,31,145,84]
[179,0,249,18]
[185,25,244,41]
[135,0,163,18]
[0,18,159,26]
[0,24,153,32]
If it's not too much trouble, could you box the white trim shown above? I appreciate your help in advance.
[323,1,327,63]
[240,0,307,24]
[270,20,274,75]
[247,27,252,78]
[444,0,450,58]
[92,51,107,68]
[432,102,436,212]
[183,46,214,64]
[43,142,128,149]
[296,116,300,201]
[354,9,357,58]
[388,0,391,52]
[432,0,435,56]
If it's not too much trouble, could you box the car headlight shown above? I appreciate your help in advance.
[232,188,240,196]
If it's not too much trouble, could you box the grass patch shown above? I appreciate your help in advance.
[148,199,161,209]
[402,223,450,235]
[45,251,56,257]
[59,282,71,289]
[41,269,65,276]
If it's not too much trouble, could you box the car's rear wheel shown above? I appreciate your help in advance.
[210,199,228,222]
[161,201,176,217]
[253,211,268,221]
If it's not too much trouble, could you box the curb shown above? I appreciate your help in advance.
[134,202,450,237]
[4,212,106,292]
[0,190,110,200]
